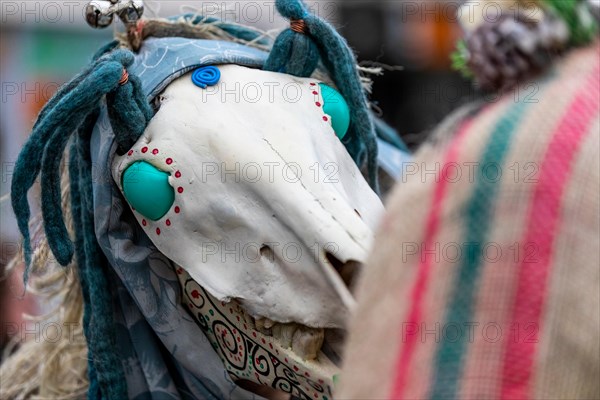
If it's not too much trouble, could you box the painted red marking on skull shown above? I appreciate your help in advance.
[166,219,171,226]
[315,102,321,107]
[142,147,148,153]
[152,149,159,155]
[142,219,147,226]
[156,228,161,235]
[166,158,173,165]
[191,290,200,299]
[174,206,181,214]
[128,150,133,156]
[177,187,184,194]
[175,171,181,178]
[323,116,329,122]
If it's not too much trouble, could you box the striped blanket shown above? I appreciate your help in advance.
[339,43,600,399]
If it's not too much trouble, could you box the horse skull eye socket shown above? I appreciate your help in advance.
[319,83,350,140]
[122,160,175,221]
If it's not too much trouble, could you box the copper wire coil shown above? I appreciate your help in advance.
[119,69,129,86]
[290,19,308,34]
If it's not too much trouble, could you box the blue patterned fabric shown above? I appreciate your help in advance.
[90,37,266,399]
[131,37,267,99]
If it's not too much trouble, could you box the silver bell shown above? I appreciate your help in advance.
[85,0,144,28]
[86,3,114,28]
[119,1,144,24]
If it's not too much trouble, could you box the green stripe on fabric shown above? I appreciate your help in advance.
[428,100,531,400]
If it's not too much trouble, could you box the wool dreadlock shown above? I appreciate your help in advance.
[11,46,152,398]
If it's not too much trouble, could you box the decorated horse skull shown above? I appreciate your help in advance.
[112,64,383,330]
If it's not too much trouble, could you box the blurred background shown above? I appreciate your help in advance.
[0,0,477,355]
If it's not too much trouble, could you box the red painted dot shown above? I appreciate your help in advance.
[323,116,329,122]
[293,365,299,371]
[177,187,184,194]
[191,289,200,299]
[156,228,161,235]
[310,82,316,86]
[175,171,181,178]
[166,219,171,226]
[174,206,181,214]
[142,219,147,226]
[315,102,321,107]
[166,158,173,165]
[127,150,133,156]
[141,146,148,153]
[152,149,159,155]
[312,91,318,95]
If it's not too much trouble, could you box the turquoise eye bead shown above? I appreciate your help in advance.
[319,83,350,140]
[122,161,175,221]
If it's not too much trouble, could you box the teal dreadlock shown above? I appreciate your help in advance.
[264,0,380,192]
[11,44,152,398]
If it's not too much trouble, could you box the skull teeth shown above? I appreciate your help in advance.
[270,322,324,361]
[254,316,273,335]
[291,325,324,361]
[245,309,326,360]
[271,323,297,349]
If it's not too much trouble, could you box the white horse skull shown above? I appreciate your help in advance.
[112,65,383,353]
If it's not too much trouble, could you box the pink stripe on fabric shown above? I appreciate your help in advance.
[500,62,600,400]
[390,120,473,398]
